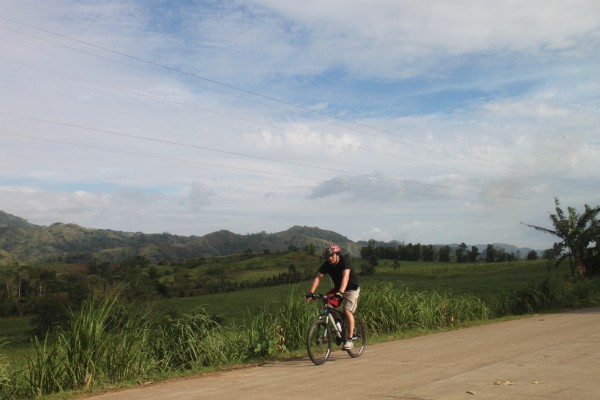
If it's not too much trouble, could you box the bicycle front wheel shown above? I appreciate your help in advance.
[346,316,366,358]
[306,319,332,365]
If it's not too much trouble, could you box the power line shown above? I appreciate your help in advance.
[0,16,594,193]
[0,53,584,204]
[0,111,531,201]
[0,130,519,206]
[0,55,513,191]
[0,22,510,184]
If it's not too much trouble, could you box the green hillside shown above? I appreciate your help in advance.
[0,211,33,228]
[0,210,357,265]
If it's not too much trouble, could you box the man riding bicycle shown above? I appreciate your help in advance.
[306,243,361,350]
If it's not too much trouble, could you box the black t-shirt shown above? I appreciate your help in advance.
[319,255,359,291]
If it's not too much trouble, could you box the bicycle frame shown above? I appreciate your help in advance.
[319,303,344,340]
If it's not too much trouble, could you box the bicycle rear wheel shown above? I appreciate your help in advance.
[306,319,332,365]
[345,316,366,358]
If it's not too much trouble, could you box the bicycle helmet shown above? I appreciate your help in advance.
[324,243,341,258]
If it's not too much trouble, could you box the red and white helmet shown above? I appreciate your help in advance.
[324,243,341,258]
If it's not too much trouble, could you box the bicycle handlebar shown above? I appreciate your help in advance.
[305,292,331,300]
[305,292,344,305]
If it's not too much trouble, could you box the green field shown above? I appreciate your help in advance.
[0,316,34,350]
[362,259,560,292]
[165,252,317,276]
[147,258,561,323]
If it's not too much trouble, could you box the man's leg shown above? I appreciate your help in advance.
[342,288,360,344]
[344,308,354,339]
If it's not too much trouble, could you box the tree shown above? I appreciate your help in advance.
[413,243,422,261]
[360,240,376,259]
[485,244,496,263]
[422,245,435,262]
[360,254,378,275]
[523,198,600,278]
[38,270,62,297]
[405,243,416,261]
[456,243,469,263]
[438,245,451,262]
[31,293,71,336]
[526,250,539,261]
[468,246,480,262]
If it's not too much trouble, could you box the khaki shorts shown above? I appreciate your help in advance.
[343,288,360,313]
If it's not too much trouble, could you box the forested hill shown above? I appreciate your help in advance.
[0,211,359,265]
[0,211,33,229]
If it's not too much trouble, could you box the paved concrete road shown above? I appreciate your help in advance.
[85,308,600,400]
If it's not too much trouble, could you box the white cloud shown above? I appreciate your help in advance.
[360,227,392,242]
[185,181,215,212]
[249,0,600,78]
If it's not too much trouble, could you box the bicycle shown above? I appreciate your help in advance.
[305,293,366,365]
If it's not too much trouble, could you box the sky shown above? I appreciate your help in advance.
[1,0,599,251]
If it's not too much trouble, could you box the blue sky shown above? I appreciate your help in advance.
[1,0,599,250]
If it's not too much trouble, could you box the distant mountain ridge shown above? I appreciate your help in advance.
[0,211,360,265]
[0,210,33,229]
[0,210,537,266]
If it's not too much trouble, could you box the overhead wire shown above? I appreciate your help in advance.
[0,111,531,201]
[0,130,516,206]
[0,15,593,199]
[0,15,593,192]
[0,21,518,184]
[0,55,535,202]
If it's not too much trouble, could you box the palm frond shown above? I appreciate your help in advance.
[521,222,558,237]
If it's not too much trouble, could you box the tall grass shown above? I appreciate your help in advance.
[494,277,600,316]
[20,294,155,397]
[151,308,238,370]
[0,338,12,394]
[566,279,600,307]
[360,283,491,335]
[270,288,314,352]
[26,336,65,397]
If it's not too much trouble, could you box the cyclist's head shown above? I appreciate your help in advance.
[324,243,341,259]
